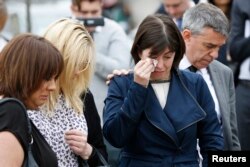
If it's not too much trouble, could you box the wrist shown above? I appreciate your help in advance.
[82,144,93,160]
[134,79,149,88]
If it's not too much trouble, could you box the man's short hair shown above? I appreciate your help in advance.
[72,0,102,10]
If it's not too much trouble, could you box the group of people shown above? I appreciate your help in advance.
[103,2,240,167]
[0,17,108,166]
[1,1,109,166]
[0,0,249,167]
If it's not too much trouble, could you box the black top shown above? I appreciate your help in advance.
[82,90,108,166]
[0,99,57,167]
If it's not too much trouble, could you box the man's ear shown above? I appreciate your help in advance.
[182,29,192,42]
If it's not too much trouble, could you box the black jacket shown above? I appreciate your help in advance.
[82,90,108,166]
[228,0,250,85]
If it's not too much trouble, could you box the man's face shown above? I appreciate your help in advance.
[183,27,226,69]
[71,1,102,32]
[71,1,102,18]
[163,0,190,19]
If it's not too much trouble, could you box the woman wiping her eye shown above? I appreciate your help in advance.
[103,14,223,167]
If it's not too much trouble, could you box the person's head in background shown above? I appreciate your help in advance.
[163,0,194,20]
[0,33,64,109]
[43,18,95,113]
[131,14,185,81]
[208,0,232,20]
[71,0,103,32]
[0,0,8,50]
[181,3,229,69]
[0,0,7,32]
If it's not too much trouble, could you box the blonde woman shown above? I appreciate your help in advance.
[28,18,107,167]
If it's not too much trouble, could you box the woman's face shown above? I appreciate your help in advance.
[139,47,175,80]
[25,77,57,110]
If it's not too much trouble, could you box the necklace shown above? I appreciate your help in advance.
[150,79,171,84]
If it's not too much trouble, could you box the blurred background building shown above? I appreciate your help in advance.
[3,0,162,39]
[3,0,71,38]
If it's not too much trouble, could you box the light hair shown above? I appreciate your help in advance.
[182,3,229,37]
[43,18,95,113]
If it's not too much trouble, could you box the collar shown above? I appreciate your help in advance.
[179,55,192,70]
[179,55,208,73]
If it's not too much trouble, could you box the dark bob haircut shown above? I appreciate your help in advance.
[131,14,185,70]
[0,33,64,103]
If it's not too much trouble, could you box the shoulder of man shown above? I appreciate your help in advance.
[103,17,125,31]
[209,60,233,75]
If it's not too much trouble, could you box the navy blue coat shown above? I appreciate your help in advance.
[103,70,223,167]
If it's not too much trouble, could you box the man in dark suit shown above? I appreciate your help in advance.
[228,0,250,150]
[179,3,241,151]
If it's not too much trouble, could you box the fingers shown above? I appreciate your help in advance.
[65,130,87,143]
[65,133,87,143]
[106,69,132,85]
[134,58,155,87]
[65,129,83,136]
[65,130,93,159]
[106,74,114,85]
[65,129,88,155]
[135,58,155,75]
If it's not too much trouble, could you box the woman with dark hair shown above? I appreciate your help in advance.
[0,33,64,166]
[103,14,223,167]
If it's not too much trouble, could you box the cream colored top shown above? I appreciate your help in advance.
[151,82,170,109]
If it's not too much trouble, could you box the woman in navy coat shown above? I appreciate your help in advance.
[103,14,223,167]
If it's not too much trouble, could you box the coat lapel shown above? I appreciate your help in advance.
[144,85,179,145]
[164,73,206,132]
[144,72,206,145]
[208,63,228,126]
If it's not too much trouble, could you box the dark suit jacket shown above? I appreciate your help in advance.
[229,0,250,62]
[208,60,241,150]
[228,0,250,84]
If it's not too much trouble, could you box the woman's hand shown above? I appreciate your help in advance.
[65,129,93,160]
[134,58,156,87]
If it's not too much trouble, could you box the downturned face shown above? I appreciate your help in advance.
[164,0,190,19]
[139,47,175,81]
[183,27,226,69]
[25,77,57,110]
